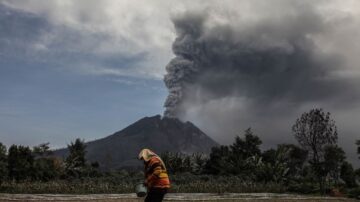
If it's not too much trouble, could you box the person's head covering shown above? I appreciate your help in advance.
[138,148,157,162]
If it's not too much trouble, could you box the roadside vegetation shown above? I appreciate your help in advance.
[0,108,359,198]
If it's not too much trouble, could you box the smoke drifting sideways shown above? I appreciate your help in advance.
[163,0,360,156]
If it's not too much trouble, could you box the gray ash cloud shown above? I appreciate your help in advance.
[163,7,351,119]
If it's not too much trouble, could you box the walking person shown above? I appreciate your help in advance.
[138,149,170,202]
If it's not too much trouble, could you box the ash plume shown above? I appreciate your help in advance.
[164,8,345,117]
[163,14,205,118]
[162,1,359,140]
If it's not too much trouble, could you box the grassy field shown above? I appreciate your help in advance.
[0,180,285,194]
[0,174,288,194]
[1,174,359,199]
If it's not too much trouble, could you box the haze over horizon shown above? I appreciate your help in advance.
[0,0,359,167]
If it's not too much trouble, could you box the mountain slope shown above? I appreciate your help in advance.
[55,115,218,170]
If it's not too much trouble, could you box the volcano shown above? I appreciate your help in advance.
[54,115,218,170]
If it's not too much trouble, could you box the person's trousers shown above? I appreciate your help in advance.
[145,188,167,202]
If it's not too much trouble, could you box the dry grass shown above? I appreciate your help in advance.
[0,175,286,194]
[0,181,133,194]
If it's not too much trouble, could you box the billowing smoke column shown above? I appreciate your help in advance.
[163,14,204,118]
[163,7,348,119]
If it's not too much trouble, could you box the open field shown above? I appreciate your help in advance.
[0,193,357,202]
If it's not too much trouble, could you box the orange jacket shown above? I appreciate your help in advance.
[144,156,170,189]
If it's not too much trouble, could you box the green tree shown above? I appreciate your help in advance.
[340,161,357,188]
[260,144,307,183]
[292,108,338,194]
[229,128,262,175]
[230,128,262,159]
[258,147,289,183]
[284,144,308,176]
[192,153,208,174]
[205,146,232,175]
[355,168,360,184]
[33,142,52,157]
[262,148,277,164]
[66,139,86,167]
[65,138,87,178]
[205,128,262,176]
[32,157,61,181]
[323,145,345,186]
[0,143,7,184]
[161,152,193,174]
[161,152,178,174]
[32,143,61,181]
[7,145,34,181]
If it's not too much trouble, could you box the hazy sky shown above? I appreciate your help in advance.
[0,0,359,166]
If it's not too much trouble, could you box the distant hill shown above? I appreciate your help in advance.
[54,115,219,170]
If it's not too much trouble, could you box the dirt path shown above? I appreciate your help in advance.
[0,193,356,202]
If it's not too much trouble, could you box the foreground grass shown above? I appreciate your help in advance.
[0,181,285,194]
[0,175,285,194]
[0,181,134,194]
[1,173,359,199]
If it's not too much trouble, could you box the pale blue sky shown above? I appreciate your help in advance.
[0,1,171,148]
[0,58,167,148]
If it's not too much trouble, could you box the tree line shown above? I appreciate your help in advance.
[0,108,359,195]
[161,109,360,194]
[0,139,100,184]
